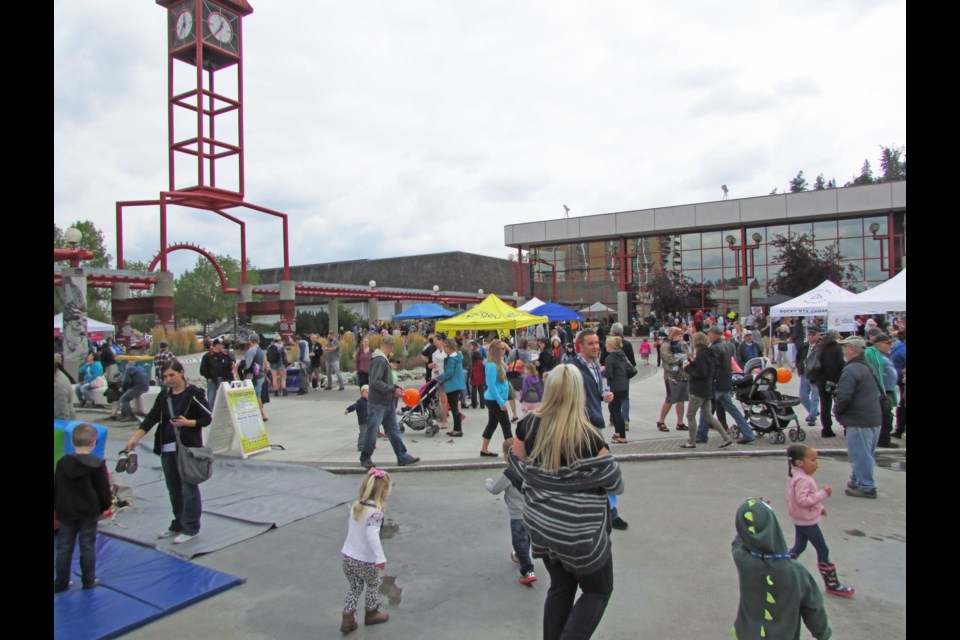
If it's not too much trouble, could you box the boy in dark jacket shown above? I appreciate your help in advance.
[345,385,371,451]
[54,424,112,592]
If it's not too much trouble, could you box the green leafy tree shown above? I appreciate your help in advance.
[789,171,809,193]
[647,270,713,316]
[767,233,862,297]
[813,174,827,190]
[54,220,113,321]
[878,144,906,182]
[174,254,258,335]
[846,159,874,187]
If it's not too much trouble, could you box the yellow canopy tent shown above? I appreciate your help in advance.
[436,294,549,336]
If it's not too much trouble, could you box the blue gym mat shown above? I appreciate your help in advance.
[54,533,244,640]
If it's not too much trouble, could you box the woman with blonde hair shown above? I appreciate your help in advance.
[509,364,622,639]
[480,339,512,457]
[603,336,631,444]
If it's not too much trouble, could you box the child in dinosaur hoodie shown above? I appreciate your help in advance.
[731,497,832,640]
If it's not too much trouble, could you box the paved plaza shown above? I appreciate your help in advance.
[82,364,906,639]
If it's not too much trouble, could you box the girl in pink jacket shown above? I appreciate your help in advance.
[786,444,855,597]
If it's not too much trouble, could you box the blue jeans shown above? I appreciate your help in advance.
[846,426,880,491]
[798,375,819,421]
[542,555,614,640]
[161,451,202,535]
[621,397,630,423]
[698,390,755,441]
[75,382,95,404]
[362,402,412,464]
[510,518,534,575]
[55,518,98,589]
[119,388,145,418]
[791,523,830,564]
[206,381,219,411]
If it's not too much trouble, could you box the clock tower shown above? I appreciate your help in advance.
[112,1,297,347]
[157,0,252,197]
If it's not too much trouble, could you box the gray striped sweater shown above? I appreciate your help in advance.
[508,450,624,576]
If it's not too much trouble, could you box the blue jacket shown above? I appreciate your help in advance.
[890,342,906,381]
[436,352,466,393]
[569,357,605,430]
[121,364,150,392]
[483,361,509,407]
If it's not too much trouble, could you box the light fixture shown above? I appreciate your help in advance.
[869,222,880,235]
[726,235,736,247]
[65,227,83,247]
[368,280,376,288]
[752,232,763,243]
[432,285,439,293]
[478,288,484,296]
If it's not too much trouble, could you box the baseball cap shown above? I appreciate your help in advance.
[839,336,866,350]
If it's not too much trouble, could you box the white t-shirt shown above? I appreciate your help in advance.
[432,349,446,379]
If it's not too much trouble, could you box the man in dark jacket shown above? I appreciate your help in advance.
[734,332,761,370]
[815,331,845,438]
[114,364,150,422]
[834,336,882,499]
[360,335,419,469]
[569,329,628,530]
[794,327,820,426]
[569,330,610,432]
[199,339,233,410]
[698,327,757,444]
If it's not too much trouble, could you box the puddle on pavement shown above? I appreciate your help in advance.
[381,519,400,539]
[379,575,403,604]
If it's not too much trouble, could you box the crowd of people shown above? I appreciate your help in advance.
[55,308,902,638]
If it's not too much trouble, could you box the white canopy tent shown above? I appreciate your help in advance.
[53,313,116,336]
[769,280,856,317]
[517,297,546,312]
[578,301,617,315]
[828,269,906,315]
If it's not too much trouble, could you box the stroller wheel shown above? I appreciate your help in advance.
[797,428,807,442]
[776,431,786,444]
[788,428,798,442]
[427,425,439,437]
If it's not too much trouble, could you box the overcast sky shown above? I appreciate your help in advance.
[54,0,906,278]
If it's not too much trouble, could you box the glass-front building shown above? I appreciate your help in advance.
[505,182,906,319]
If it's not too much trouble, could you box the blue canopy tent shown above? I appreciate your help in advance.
[529,302,584,322]
[392,303,456,320]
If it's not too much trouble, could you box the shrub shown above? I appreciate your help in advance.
[150,327,203,356]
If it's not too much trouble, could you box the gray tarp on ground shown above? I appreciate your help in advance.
[100,444,357,559]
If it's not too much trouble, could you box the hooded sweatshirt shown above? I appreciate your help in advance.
[731,498,831,640]
[54,453,112,521]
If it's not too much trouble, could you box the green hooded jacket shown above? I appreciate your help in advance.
[731,498,831,640]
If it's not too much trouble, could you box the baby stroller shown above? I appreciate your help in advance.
[732,358,805,444]
[398,377,443,437]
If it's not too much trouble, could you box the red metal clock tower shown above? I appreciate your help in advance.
[113,0,296,344]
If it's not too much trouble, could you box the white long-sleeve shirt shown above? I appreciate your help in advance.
[341,503,387,564]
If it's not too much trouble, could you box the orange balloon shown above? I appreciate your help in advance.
[776,368,792,384]
[402,388,421,407]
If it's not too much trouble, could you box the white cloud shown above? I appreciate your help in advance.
[54,0,906,275]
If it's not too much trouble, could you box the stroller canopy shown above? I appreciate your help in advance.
[436,294,548,335]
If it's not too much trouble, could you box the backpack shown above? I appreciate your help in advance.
[805,345,823,383]
[267,344,281,365]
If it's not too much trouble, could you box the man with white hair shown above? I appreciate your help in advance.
[834,336,881,499]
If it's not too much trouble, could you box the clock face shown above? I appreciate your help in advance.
[175,11,193,40]
[207,13,233,44]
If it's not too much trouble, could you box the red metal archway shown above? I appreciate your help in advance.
[146,242,239,294]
